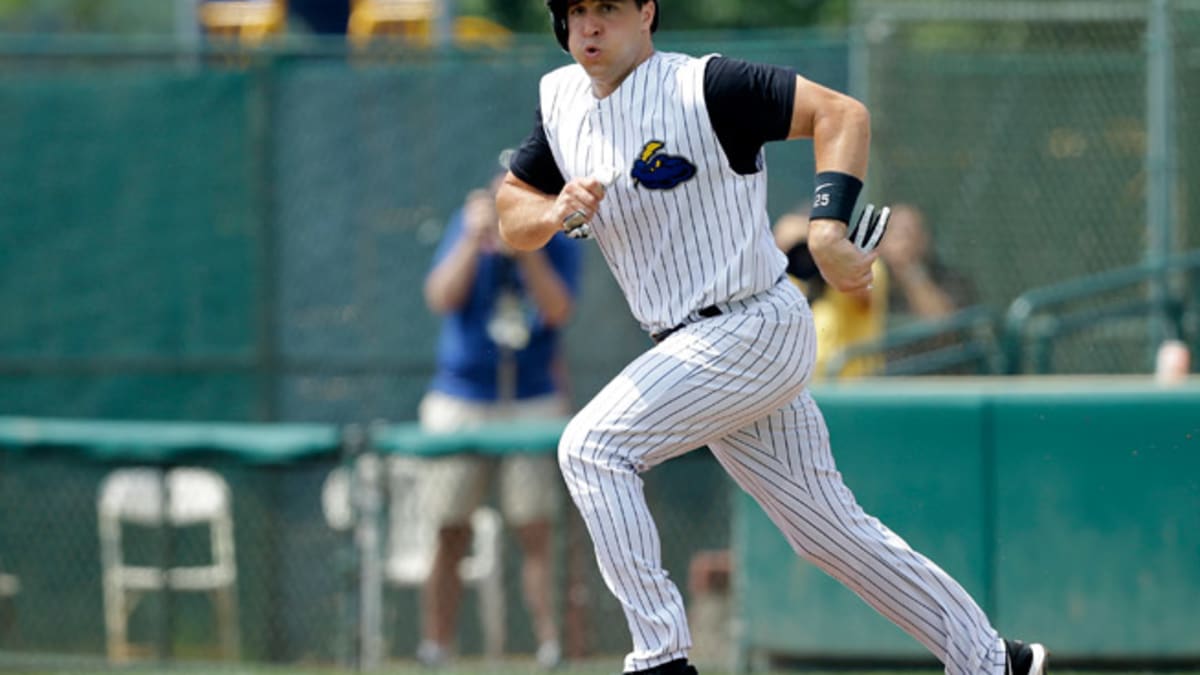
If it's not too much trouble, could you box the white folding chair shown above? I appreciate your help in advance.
[0,563,17,641]
[321,458,506,657]
[0,570,17,599]
[97,467,239,662]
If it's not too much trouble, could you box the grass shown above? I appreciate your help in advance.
[5,665,1200,675]
[3,653,1198,675]
[4,669,1199,675]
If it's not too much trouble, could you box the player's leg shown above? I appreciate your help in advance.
[707,391,1008,675]
[558,282,814,673]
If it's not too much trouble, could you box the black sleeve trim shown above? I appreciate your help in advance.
[704,56,797,175]
[509,106,566,195]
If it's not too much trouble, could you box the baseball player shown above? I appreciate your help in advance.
[496,2,1048,675]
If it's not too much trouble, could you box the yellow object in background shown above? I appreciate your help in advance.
[804,261,889,379]
[775,210,889,380]
[347,0,511,48]
[198,0,288,45]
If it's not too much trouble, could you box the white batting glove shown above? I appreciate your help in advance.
[846,203,890,252]
[562,212,592,239]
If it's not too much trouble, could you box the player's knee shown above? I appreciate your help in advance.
[557,415,603,481]
[557,421,585,479]
[558,416,639,490]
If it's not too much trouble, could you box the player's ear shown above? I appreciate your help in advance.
[641,0,655,31]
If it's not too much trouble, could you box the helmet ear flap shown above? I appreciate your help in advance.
[546,0,568,51]
[553,13,569,51]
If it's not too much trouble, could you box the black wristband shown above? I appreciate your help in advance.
[810,171,863,224]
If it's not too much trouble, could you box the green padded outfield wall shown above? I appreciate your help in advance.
[734,378,1200,664]
[990,390,1200,655]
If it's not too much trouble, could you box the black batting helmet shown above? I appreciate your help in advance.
[546,0,660,51]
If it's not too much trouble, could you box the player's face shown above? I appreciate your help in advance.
[565,0,655,97]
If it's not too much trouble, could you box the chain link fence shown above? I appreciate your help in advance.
[0,436,350,667]
[855,0,1200,373]
[0,420,731,671]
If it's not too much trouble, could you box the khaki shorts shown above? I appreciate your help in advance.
[407,390,567,527]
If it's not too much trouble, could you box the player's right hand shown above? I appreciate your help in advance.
[556,168,620,239]
[555,176,606,235]
[807,218,878,295]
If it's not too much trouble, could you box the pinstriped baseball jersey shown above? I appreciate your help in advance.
[539,51,786,335]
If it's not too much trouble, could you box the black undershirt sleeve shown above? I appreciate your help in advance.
[508,106,566,195]
[703,56,797,175]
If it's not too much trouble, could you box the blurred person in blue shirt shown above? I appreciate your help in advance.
[414,169,581,669]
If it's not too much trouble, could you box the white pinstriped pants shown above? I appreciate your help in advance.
[558,280,1006,675]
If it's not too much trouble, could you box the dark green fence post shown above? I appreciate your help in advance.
[1146,0,1179,353]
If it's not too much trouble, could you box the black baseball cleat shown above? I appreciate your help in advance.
[1005,639,1048,675]
[624,657,699,675]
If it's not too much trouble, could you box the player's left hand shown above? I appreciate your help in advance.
[807,218,878,294]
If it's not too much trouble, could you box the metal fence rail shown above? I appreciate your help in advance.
[1003,249,1200,374]
[853,0,1199,374]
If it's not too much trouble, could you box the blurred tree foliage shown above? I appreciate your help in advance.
[0,0,852,35]
[460,0,851,32]
[0,0,1137,36]
[0,0,173,34]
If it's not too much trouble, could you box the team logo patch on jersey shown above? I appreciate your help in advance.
[631,140,696,190]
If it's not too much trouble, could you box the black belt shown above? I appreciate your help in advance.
[651,305,723,344]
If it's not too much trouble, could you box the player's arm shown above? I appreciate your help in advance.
[786,75,870,174]
[496,174,556,251]
[498,173,607,251]
[788,75,876,296]
[497,108,606,251]
[704,58,874,296]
